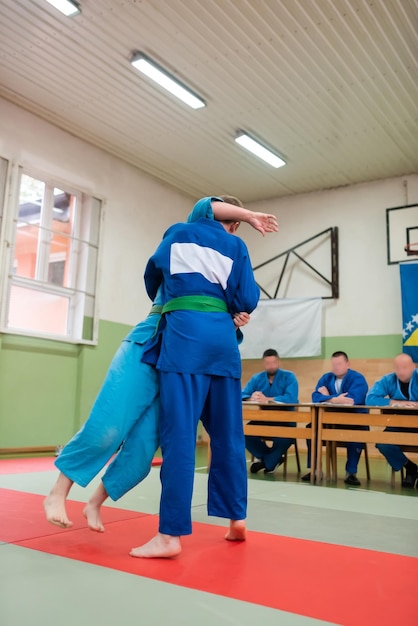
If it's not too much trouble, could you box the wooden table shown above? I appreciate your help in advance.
[241,402,318,482]
[315,405,418,483]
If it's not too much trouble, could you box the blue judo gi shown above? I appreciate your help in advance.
[242,370,299,471]
[142,198,260,536]
[55,199,219,500]
[366,370,418,471]
[308,369,369,475]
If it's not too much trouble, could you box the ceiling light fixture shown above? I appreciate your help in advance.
[235,132,286,168]
[45,0,80,16]
[130,52,206,110]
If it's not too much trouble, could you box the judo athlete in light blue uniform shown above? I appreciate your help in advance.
[366,353,418,487]
[242,349,299,474]
[44,200,222,530]
[134,197,260,558]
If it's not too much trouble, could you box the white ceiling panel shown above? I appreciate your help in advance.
[0,0,416,201]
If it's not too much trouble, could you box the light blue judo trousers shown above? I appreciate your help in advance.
[55,199,218,500]
[142,200,260,536]
[54,312,160,500]
[366,371,418,471]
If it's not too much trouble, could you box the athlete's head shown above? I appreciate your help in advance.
[219,195,244,208]
[218,195,243,234]
[262,348,280,376]
[394,353,416,383]
[331,351,350,378]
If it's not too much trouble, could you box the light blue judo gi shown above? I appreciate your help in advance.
[55,199,219,500]
[366,370,418,471]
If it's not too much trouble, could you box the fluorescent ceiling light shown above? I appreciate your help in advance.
[235,132,286,168]
[131,53,206,110]
[45,0,80,17]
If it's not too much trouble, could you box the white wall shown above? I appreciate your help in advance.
[2,96,416,338]
[246,175,418,337]
[0,97,193,326]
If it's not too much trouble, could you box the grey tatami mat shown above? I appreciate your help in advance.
[0,544,336,626]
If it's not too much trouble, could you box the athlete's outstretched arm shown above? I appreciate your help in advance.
[211,201,279,236]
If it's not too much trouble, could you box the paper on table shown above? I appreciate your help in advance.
[321,402,354,406]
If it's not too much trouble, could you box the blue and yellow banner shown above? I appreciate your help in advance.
[400,261,418,363]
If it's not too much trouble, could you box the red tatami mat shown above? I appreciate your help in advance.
[2,489,417,625]
[0,457,57,474]
[0,488,147,542]
[0,455,162,474]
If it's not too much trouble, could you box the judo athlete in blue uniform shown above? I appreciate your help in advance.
[302,351,368,485]
[131,198,261,558]
[366,353,418,488]
[43,199,277,531]
[242,348,299,474]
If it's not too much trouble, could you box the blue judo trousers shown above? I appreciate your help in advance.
[158,372,247,535]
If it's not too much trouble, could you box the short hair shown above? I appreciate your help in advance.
[219,195,244,208]
[331,351,349,360]
[263,348,279,358]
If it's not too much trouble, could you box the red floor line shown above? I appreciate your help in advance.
[0,456,163,474]
[0,487,151,543]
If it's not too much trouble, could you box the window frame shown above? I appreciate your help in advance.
[0,161,104,345]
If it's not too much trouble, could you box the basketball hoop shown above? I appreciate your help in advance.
[404,243,418,256]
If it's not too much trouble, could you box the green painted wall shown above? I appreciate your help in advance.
[0,324,403,449]
[0,320,130,448]
[285,335,403,361]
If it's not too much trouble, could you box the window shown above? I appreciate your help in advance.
[0,164,102,343]
[0,157,7,248]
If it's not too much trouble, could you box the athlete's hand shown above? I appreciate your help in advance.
[233,312,250,328]
[248,212,279,236]
[330,393,355,405]
[250,391,269,403]
[390,400,418,408]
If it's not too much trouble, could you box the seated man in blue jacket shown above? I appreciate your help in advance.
[302,351,368,486]
[366,353,418,488]
[242,349,299,474]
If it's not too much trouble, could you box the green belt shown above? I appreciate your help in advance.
[149,305,163,315]
[161,295,228,314]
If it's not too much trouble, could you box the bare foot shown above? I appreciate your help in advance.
[83,503,105,532]
[43,494,73,529]
[130,533,182,558]
[225,519,247,541]
[83,481,108,532]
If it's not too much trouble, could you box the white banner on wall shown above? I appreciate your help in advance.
[239,298,322,359]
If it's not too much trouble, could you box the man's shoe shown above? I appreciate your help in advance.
[401,471,418,488]
[301,470,323,483]
[250,461,265,474]
[264,455,286,474]
[344,474,361,486]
